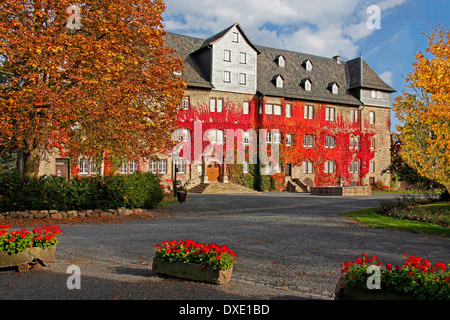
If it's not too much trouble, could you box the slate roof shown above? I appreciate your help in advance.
[164,25,395,106]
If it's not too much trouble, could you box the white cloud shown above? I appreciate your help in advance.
[163,0,408,59]
[379,71,393,86]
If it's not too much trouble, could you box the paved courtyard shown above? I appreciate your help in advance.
[1,192,449,303]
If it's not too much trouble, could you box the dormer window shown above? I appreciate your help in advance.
[328,82,339,94]
[272,75,284,88]
[302,59,313,71]
[275,55,285,67]
[300,78,312,91]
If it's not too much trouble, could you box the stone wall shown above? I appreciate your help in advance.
[0,208,150,220]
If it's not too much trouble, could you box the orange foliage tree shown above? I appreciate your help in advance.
[393,24,450,192]
[0,0,185,175]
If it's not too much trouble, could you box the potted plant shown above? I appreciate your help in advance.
[0,224,63,271]
[152,239,237,284]
[336,253,450,300]
[177,187,187,203]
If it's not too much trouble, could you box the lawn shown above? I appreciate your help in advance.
[341,202,450,237]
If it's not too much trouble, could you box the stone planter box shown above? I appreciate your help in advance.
[0,245,56,271]
[310,186,372,196]
[152,256,233,284]
[335,279,417,300]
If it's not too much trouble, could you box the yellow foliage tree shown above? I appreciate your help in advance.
[0,0,185,175]
[393,24,450,192]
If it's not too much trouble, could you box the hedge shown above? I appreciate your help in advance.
[0,172,164,212]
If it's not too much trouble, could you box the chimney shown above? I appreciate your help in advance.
[333,55,341,64]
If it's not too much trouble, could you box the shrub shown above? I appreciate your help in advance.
[0,172,163,212]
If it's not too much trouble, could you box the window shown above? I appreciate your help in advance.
[209,129,224,144]
[286,104,292,118]
[350,161,360,173]
[370,137,376,150]
[119,162,128,174]
[286,134,292,146]
[331,83,338,94]
[265,104,273,115]
[369,111,375,124]
[90,161,98,174]
[273,104,282,115]
[243,101,249,114]
[175,159,186,174]
[273,132,281,144]
[371,90,383,100]
[325,135,335,148]
[224,50,231,62]
[351,109,358,122]
[303,59,312,71]
[150,160,158,174]
[223,71,231,83]
[369,161,375,173]
[159,160,167,174]
[266,132,272,144]
[232,32,239,43]
[326,107,335,121]
[304,134,314,148]
[277,55,285,67]
[350,136,359,149]
[239,73,247,85]
[305,81,311,91]
[304,105,314,119]
[276,76,283,88]
[129,161,139,173]
[324,161,335,173]
[302,161,314,173]
[240,52,246,64]
[210,99,223,112]
[182,97,190,110]
[265,161,281,174]
[79,159,90,175]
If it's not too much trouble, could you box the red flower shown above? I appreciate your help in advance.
[8,237,14,242]
[386,263,393,271]
[408,272,415,277]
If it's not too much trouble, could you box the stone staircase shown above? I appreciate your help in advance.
[287,178,308,192]
[188,181,259,194]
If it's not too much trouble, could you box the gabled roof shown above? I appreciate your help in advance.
[195,22,262,54]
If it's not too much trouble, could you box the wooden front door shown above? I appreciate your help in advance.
[207,162,220,182]
[55,158,70,180]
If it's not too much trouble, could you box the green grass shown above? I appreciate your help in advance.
[156,196,178,207]
[341,206,450,237]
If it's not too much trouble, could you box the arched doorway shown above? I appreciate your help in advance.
[206,162,220,182]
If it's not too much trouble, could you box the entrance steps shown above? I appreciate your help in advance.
[188,181,258,194]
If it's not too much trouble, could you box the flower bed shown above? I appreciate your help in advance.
[0,224,63,271]
[337,253,450,300]
[153,240,237,284]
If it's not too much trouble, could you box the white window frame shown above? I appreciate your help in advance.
[276,76,283,88]
[159,160,167,174]
[286,134,292,146]
[350,161,360,173]
[369,161,375,173]
[223,71,231,83]
[326,107,335,121]
[265,104,273,115]
[182,97,190,110]
[273,104,282,115]
[350,136,359,149]
[210,98,216,112]
[351,109,358,122]
[224,50,231,62]
[273,132,281,144]
[302,161,314,174]
[324,160,335,173]
[243,132,250,145]
[266,132,272,144]
[232,32,239,43]
[369,111,375,124]
[305,80,311,91]
[305,60,312,71]
[128,161,139,174]
[217,99,223,112]
[79,159,90,175]
[325,135,335,148]
[239,73,247,85]
[304,105,314,119]
[243,161,249,173]
[286,104,292,118]
[175,159,186,174]
[304,134,314,148]
[239,52,246,64]
[149,160,158,174]
[243,101,250,114]
[332,83,338,94]
[370,137,376,150]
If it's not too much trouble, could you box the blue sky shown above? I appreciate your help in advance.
[162,0,450,131]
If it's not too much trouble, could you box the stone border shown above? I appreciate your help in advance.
[0,208,146,220]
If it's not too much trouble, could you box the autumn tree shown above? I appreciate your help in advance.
[393,24,450,192]
[0,0,185,175]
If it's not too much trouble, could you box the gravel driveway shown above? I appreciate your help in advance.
[1,192,449,304]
